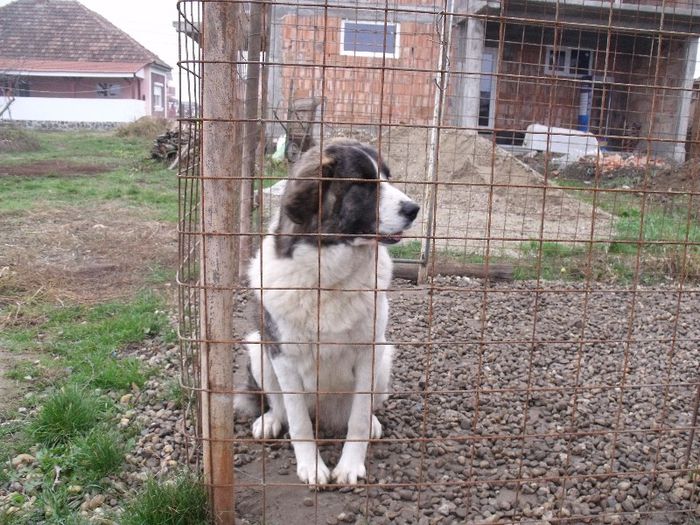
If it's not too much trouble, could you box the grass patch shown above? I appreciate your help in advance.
[609,208,700,254]
[0,130,180,523]
[389,239,422,260]
[121,473,209,525]
[3,292,172,391]
[29,386,106,446]
[162,378,187,410]
[146,264,176,286]
[0,131,177,221]
[70,427,126,481]
[5,360,41,382]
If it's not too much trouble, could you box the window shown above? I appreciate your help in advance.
[153,82,164,110]
[1,77,30,97]
[545,46,593,77]
[96,82,120,97]
[340,20,400,58]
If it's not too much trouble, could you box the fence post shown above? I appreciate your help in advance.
[200,2,243,523]
[240,0,265,278]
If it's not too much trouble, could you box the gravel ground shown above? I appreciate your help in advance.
[6,280,696,524]
[230,277,700,525]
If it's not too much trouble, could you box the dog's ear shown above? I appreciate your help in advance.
[282,153,336,224]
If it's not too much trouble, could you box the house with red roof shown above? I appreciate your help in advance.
[0,0,175,126]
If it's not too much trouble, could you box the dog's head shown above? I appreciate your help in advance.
[275,139,419,257]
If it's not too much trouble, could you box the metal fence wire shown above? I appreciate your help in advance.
[176,0,700,523]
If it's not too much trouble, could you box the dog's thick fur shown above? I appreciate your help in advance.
[242,139,419,485]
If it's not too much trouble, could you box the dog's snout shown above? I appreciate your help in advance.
[400,201,420,222]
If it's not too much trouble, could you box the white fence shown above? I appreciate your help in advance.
[0,96,147,123]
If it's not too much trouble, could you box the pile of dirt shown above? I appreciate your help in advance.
[0,202,177,305]
[647,158,700,194]
[379,127,614,255]
[115,116,174,140]
[0,126,41,153]
[557,153,669,187]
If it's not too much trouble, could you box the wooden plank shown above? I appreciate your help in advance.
[394,261,514,282]
[200,3,242,524]
[240,1,265,277]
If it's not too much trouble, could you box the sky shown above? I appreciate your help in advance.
[0,0,182,86]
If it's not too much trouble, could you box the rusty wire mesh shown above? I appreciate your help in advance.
[177,0,700,523]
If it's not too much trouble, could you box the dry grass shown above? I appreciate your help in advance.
[0,202,177,308]
[0,125,41,153]
[115,116,174,140]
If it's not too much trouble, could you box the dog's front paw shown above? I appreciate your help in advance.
[296,455,330,487]
[251,411,283,439]
[332,458,367,485]
[371,415,383,439]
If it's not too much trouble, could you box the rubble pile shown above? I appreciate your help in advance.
[150,129,190,168]
[584,152,667,173]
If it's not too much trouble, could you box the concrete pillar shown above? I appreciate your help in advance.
[460,1,486,130]
[674,37,698,162]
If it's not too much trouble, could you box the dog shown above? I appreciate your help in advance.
[240,138,419,486]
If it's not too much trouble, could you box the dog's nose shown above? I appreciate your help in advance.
[400,201,420,222]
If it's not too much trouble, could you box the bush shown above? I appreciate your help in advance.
[115,116,173,140]
[0,125,41,153]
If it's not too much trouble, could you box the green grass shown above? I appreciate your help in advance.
[70,428,126,481]
[0,131,177,221]
[389,239,423,260]
[0,131,148,165]
[0,293,174,520]
[162,378,187,410]
[0,130,189,524]
[608,208,700,254]
[121,473,209,525]
[29,386,106,446]
[5,361,41,382]
[2,292,173,390]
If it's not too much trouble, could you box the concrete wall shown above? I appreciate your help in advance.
[0,96,147,123]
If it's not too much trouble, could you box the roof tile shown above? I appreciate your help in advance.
[0,0,171,70]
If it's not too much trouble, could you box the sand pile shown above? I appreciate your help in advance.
[380,126,615,256]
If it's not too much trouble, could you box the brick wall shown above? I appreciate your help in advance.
[278,14,439,127]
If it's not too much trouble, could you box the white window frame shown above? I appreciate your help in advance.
[153,82,164,110]
[544,46,593,77]
[340,19,400,59]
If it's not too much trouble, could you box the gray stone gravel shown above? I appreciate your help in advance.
[230,277,700,524]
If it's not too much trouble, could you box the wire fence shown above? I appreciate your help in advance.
[177,0,700,523]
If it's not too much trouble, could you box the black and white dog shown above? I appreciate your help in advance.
[242,138,419,485]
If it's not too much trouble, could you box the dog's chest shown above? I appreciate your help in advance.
[290,341,359,393]
[253,240,391,338]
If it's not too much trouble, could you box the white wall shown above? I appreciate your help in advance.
[0,96,147,123]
